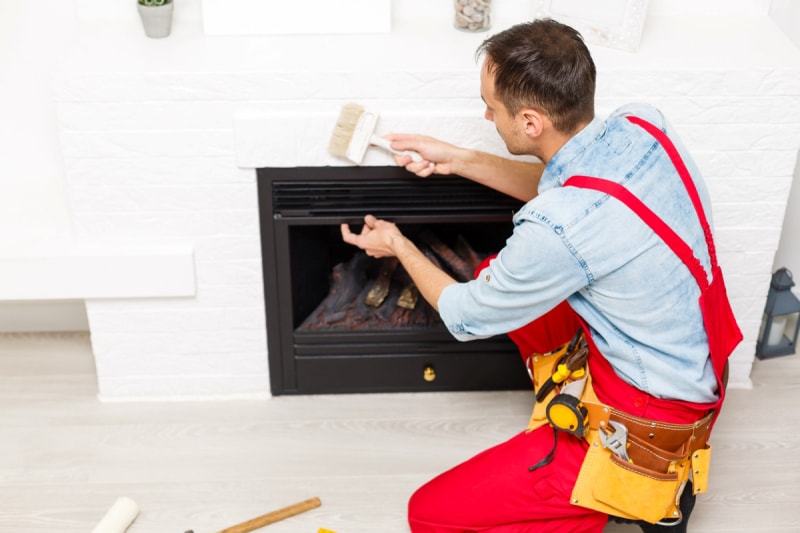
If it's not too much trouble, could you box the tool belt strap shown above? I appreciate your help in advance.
[582,401,713,460]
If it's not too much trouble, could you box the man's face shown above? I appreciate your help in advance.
[479,60,528,156]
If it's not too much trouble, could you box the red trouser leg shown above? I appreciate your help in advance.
[407,427,607,533]
[407,302,607,533]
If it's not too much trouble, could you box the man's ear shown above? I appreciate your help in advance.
[520,108,545,138]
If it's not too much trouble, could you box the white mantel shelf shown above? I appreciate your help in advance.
[54,1,800,399]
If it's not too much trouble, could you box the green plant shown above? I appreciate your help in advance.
[138,0,172,6]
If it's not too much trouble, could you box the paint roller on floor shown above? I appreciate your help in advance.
[92,495,324,533]
[92,496,140,533]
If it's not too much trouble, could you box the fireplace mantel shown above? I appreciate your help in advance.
[55,1,800,399]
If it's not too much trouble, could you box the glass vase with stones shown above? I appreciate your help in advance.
[455,0,491,32]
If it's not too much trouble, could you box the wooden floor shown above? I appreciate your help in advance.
[1,332,798,532]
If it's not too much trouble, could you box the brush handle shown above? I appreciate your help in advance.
[217,497,321,533]
[370,135,423,162]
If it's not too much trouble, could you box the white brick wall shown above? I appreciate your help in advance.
[54,7,800,399]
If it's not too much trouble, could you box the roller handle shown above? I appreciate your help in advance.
[217,497,322,533]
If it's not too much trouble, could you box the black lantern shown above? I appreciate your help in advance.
[756,268,800,359]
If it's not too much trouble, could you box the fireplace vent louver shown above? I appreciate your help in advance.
[271,176,523,218]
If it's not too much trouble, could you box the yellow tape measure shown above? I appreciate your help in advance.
[546,393,588,437]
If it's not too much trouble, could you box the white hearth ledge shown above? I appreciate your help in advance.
[0,247,195,301]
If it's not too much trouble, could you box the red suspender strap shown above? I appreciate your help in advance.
[563,116,743,415]
[564,116,716,288]
[625,115,718,269]
[562,175,709,290]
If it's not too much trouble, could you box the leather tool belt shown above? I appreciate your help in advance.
[526,337,713,525]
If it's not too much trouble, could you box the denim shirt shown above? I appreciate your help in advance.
[438,103,718,403]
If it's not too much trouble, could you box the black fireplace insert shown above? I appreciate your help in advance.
[257,166,532,395]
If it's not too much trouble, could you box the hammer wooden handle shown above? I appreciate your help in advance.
[217,497,321,533]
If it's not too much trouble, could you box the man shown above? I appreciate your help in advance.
[341,19,740,533]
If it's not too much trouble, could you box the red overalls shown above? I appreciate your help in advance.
[407,117,742,533]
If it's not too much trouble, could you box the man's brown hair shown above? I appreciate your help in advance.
[477,19,596,135]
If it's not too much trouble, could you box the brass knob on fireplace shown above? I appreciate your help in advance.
[423,365,436,382]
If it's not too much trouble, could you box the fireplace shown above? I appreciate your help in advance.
[257,166,532,395]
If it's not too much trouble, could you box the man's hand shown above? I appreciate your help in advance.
[384,134,465,178]
[384,133,543,202]
[341,215,458,311]
[340,214,403,258]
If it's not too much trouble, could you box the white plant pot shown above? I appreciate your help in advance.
[137,3,174,38]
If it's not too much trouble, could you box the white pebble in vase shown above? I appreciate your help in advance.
[454,0,491,32]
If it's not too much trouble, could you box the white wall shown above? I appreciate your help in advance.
[0,1,88,331]
[770,1,800,284]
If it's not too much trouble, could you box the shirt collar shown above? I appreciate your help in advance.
[538,116,606,192]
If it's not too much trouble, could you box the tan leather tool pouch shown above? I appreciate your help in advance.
[525,339,587,432]
[570,425,692,523]
[526,350,560,432]
[526,357,713,524]
[569,378,713,523]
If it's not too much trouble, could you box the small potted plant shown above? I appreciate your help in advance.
[137,0,174,38]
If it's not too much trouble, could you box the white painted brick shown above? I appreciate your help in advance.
[723,273,774,299]
[695,150,800,178]
[57,101,240,130]
[192,235,262,263]
[720,251,774,279]
[760,69,800,95]
[71,210,259,242]
[90,330,267,365]
[729,297,769,325]
[650,96,800,125]
[54,71,482,103]
[720,283,768,312]
[63,157,253,187]
[193,259,264,287]
[59,130,234,159]
[637,69,797,99]
[726,356,755,389]
[713,201,788,229]
[706,177,792,205]
[680,124,800,152]
[88,284,265,312]
[716,228,783,254]
[68,184,257,214]
[86,305,266,333]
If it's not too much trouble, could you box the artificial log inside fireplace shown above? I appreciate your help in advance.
[257,166,532,395]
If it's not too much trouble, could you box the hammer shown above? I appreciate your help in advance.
[186,497,322,533]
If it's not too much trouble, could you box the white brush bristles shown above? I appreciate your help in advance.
[329,102,421,164]
[329,103,380,164]
[328,103,365,159]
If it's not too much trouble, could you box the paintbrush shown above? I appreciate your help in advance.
[328,103,422,165]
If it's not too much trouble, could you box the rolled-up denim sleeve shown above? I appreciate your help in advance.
[437,212,587,342]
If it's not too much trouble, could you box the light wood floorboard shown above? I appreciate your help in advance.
[1,332,798,532]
